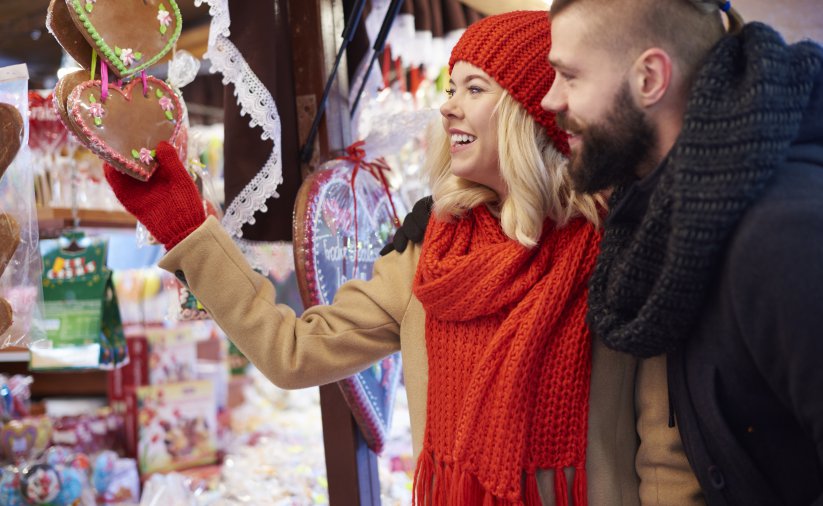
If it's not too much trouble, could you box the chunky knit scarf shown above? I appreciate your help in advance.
[588,23,823,358]
[412,205,601,505]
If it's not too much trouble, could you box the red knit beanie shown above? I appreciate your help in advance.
[449,10,570,157]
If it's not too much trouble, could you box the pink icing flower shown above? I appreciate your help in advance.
[139,148,154,165]
[120,48,135,66]
[89,102,104,118]
[158,96,174,112]
[157,9,172,27]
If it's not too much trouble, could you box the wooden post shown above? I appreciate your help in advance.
[288,0,380,505]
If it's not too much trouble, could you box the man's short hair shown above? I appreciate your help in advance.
[550,0,742,85]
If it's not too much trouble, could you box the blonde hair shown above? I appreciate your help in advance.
[426,92,602,248]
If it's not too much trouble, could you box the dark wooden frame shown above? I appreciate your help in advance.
[288,0,381,504]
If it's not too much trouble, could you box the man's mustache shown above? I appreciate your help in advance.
[555,112,583,135]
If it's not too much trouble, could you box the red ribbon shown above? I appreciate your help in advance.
[338,140,401,275]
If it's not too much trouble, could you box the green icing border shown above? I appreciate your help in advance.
[70,0,182,78]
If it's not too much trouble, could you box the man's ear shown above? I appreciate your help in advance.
[628,48,673,107]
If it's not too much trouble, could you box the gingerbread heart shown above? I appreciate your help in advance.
[47,0,94,71]
[0,214,20,337]
[0,298,12,337]
[0,421,37,462]
[67,77,184,181]
[0,104,23,181]
[65,0,182,79]
[0,213,21,279]
[54,70,94,145]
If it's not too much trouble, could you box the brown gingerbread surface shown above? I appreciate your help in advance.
[0,104,23,180]
[65,0,181,78]
[67,78,183,181]
[54,70,91,143]
[47,0,95,71]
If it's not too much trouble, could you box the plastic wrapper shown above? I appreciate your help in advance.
[293,151,405,455]
[0,64,47,350]
[0,445,135,506]
[36,234,128,371]
[0,375,33,422]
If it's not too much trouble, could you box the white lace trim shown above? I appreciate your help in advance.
[195,0,283,238]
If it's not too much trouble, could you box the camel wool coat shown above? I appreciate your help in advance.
[159,216,704,506]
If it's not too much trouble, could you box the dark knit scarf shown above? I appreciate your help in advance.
[588,23,823,357]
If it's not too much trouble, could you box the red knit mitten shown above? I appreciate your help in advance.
[104,142,206,250]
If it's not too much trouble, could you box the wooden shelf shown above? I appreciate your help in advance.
[0,346,30,362]
[37,207,137,237]
[0,360,108,398]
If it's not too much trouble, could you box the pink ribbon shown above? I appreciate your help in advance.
[141,70,148,96]
[100,61,108,101]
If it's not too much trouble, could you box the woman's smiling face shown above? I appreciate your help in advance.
[440,61,506,198]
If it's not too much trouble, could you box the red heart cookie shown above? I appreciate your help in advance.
[67,77,184,181]
[0,103,23,181]
[66,0,182,79]
[47,0,95,71]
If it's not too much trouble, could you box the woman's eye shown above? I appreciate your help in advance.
[445,88,455,97]
[468,86,483,94]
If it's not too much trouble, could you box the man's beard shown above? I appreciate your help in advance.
[557,82,658,194]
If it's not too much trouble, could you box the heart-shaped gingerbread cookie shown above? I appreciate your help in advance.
[54,70,95,146]
[0,213,21,279]
[0,421,37,462]
[67,77,184,181]
[0,104,23,181]
[0,214,19,337]
[0,298,11,337]
[47,0,94,71]
[66,0,182,79]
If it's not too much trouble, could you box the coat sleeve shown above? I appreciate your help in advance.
[635,355,706,506]
[158,216,411,389]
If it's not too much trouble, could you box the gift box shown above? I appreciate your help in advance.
[135,380,217,476]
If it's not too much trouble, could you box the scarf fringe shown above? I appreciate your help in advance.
[554,467,569,506]
[414,452,588,505]
[413,450,434,506]
[525,472,542,505]
[574,467,588,506]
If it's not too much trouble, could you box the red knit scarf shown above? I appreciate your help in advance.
[412,205,601,505]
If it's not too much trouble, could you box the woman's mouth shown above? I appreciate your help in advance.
[450,133,477,153]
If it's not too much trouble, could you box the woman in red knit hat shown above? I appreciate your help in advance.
[103,10,700,506]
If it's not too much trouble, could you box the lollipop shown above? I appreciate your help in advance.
[20,463,62,505]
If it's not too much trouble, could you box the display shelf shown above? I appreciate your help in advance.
[1,360,108,398]
[37,207,137,237]
[0,346,30,362]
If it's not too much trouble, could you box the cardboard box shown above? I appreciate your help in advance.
[136,380,217,476]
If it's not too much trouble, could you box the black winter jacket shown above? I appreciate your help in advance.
[659,71,823,505]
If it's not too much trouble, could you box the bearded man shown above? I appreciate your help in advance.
[542,0,823,504]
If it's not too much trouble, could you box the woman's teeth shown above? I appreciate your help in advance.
[451,133,477,145]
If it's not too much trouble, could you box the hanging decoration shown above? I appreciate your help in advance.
[194,0,284,239]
